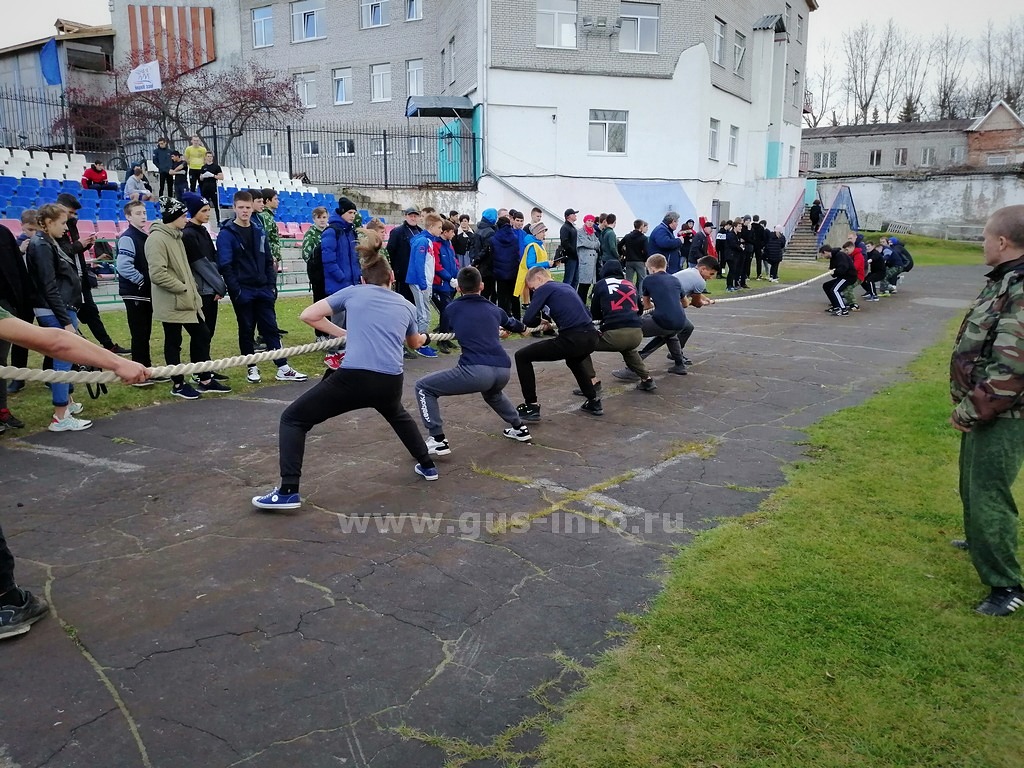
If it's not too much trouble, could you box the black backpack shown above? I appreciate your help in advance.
[307,222,343,282]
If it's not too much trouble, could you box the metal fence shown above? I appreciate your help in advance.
[0,86,479,189]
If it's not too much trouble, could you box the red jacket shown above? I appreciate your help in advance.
[81,166,108,187]
[851,247,866,282]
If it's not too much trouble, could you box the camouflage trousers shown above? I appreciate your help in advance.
[960,418,1024,588]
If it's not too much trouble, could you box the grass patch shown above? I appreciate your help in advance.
[538,322,1024,768]
[861,232,983,267]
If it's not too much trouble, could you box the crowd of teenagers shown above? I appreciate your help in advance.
[818,232,915,316]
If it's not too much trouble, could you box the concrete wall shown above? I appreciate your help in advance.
[817,173,1024,231]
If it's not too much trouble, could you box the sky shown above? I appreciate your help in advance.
[0,0,112,50]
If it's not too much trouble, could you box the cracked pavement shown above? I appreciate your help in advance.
[0,266,975,767]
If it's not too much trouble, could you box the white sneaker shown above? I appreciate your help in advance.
[68,401,84,415]
[49,414,93,432]
[275,366,308,382]
[425,436,451,456]
[247,365,261,383]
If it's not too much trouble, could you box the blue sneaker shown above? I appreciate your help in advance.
[252,488,301,510]
[416,346,439,358]
[415,463,439,481]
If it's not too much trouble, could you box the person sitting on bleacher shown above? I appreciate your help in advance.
[81,161,118,192]
[124,166,155,202]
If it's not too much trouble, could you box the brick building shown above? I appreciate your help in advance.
[966,101,1024,168]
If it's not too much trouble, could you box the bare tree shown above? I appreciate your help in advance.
[930,26,971,119]
[995,16,1024,112]
[804,40,839,127]
[842,20,893,124]
[876,20,907,122]
[900,36,932,122]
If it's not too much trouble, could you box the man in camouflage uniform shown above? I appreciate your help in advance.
[949,204,1024,616]
[257,189,282,270]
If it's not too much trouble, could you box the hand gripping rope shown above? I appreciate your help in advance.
[0,272,830,385]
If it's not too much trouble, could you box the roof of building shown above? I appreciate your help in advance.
[753,14,785,31]
[405,96,475,119]
[803,119,974,139]
[0,19,114,58]
[967,100,1024,132]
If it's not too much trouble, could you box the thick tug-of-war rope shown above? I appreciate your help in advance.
[0,272,829,384]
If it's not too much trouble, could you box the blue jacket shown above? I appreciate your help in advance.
[490,223,520,281]
[649,221,681,258]
[322,214,360,294]
[406,230,440,290]
[433,238,459,294]
[216,220,276,303]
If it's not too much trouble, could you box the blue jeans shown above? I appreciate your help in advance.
[36,310,79,407]
[412,286,431,334]
[562,259,579,288]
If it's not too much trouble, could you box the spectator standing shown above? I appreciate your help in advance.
[256,189,282,272]
[169,151,188,200]
[181,193,228,345]
[949,204,1024,616]
[576,214,601,304]
[619,219,649,292]
[559,208,579,288]
[473,208,498,301]
[386,207,422,303]
[405,212,443,358]
[678,219,696,268]
[184,135,208,192]
[153,137,173,197]
[809,199,823,233]
[599,214,619,267]
[453,214,475,269]
[116,201,157,379]
[490,215,522,319]
[762,225,786,283]
[649,212,683,272]
[147,197,230,400]
[751,215,767,279]
[198,153,223,221]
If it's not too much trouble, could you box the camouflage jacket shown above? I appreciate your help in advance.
[257,209,281,261]
[950,254,1024,427]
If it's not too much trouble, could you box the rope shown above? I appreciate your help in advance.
[0,273,830,384]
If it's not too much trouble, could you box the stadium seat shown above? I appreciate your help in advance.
[10,149,31,162]
[0,218,21,236]
[76,220,97,236]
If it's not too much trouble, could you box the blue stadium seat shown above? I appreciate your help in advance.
[41,178,61,189]
[99,189,119,201]
[79,189,99,201]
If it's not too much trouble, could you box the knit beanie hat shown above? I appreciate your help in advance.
[182,192,209,218]
[160,196,187,224]
[481,208,498,224]
[336,196,357,215]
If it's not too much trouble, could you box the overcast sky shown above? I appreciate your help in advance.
[0,0,1004,68]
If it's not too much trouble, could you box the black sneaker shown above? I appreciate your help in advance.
[572,383,602,398]
[680,355,693,365]
[580,398,604,416]
[516,403,541,422]
[171,383,202,400]
[193,372,230,383]
[0,408,24,428]
[106,343,131,356]
[975,586,1024,617]
[196,379,232,395]
[0,588,50,640]
[503,425,533,442]
[6,380,24,394]
[612,368,641,382]
[667,363,688,375]
[403,348,418,360]
[951,539,969,551]
[637,378,657,391]
[836,309,850,317]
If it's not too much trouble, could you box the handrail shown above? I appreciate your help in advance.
[781,189,805,241]
[816,184,859,248]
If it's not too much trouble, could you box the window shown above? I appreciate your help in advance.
[258,142,273,158]
[252,7,274,48]
[713,18,726,65]
[332,68,352,104]
[291,0,325,42]
[733,31,746,76]
[588,109,628,154]
[792,70,801,106]
[785,3,792,33]
[406,59,423,97]
[894,148,908,167]
[797,14,803,42]
[370,63,391,102]
[921,147,936,166]
[987,154,1009,166]
[407,0,422,20]
[300,140,319,157]
[440,48,447,85]
[789,145,797,176]
[949,146,965,164]
[295,72,316,108]
[869,149,882,167]
[360,0,389,28]
[409,136,423,154]
[537,0,577,49]
[728,125,739,164]
[708,118,720,160]
[335,139,355,156]
[619,3,659,54]
[447,36,456,84]
[812,151,838,169]
[370,138,394,155]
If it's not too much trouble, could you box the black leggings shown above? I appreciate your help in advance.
[0,522,14,598]
[278,368,430,488]
[158,172,173,197]
[76,291,114,349]
[123,298,153,367]
[514,329,600,403]
[495,279,521,320]
[163,320,212,385]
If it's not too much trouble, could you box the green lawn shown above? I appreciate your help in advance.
[1,296,331,435]
[861,232,983,267]
[538,321,1023,768]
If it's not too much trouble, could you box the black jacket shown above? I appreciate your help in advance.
[386,222,422,281]
[751,222,767,251]
[559,219,578,261]
[473,218,496,276]
[182,221,227,296]
[58,215,96,298]
[590,262,641,330]
[618,229,648,263]
[828,249,858,282]
[27,232,82,327]
[0,224,31,316]
[763,232,786,263]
